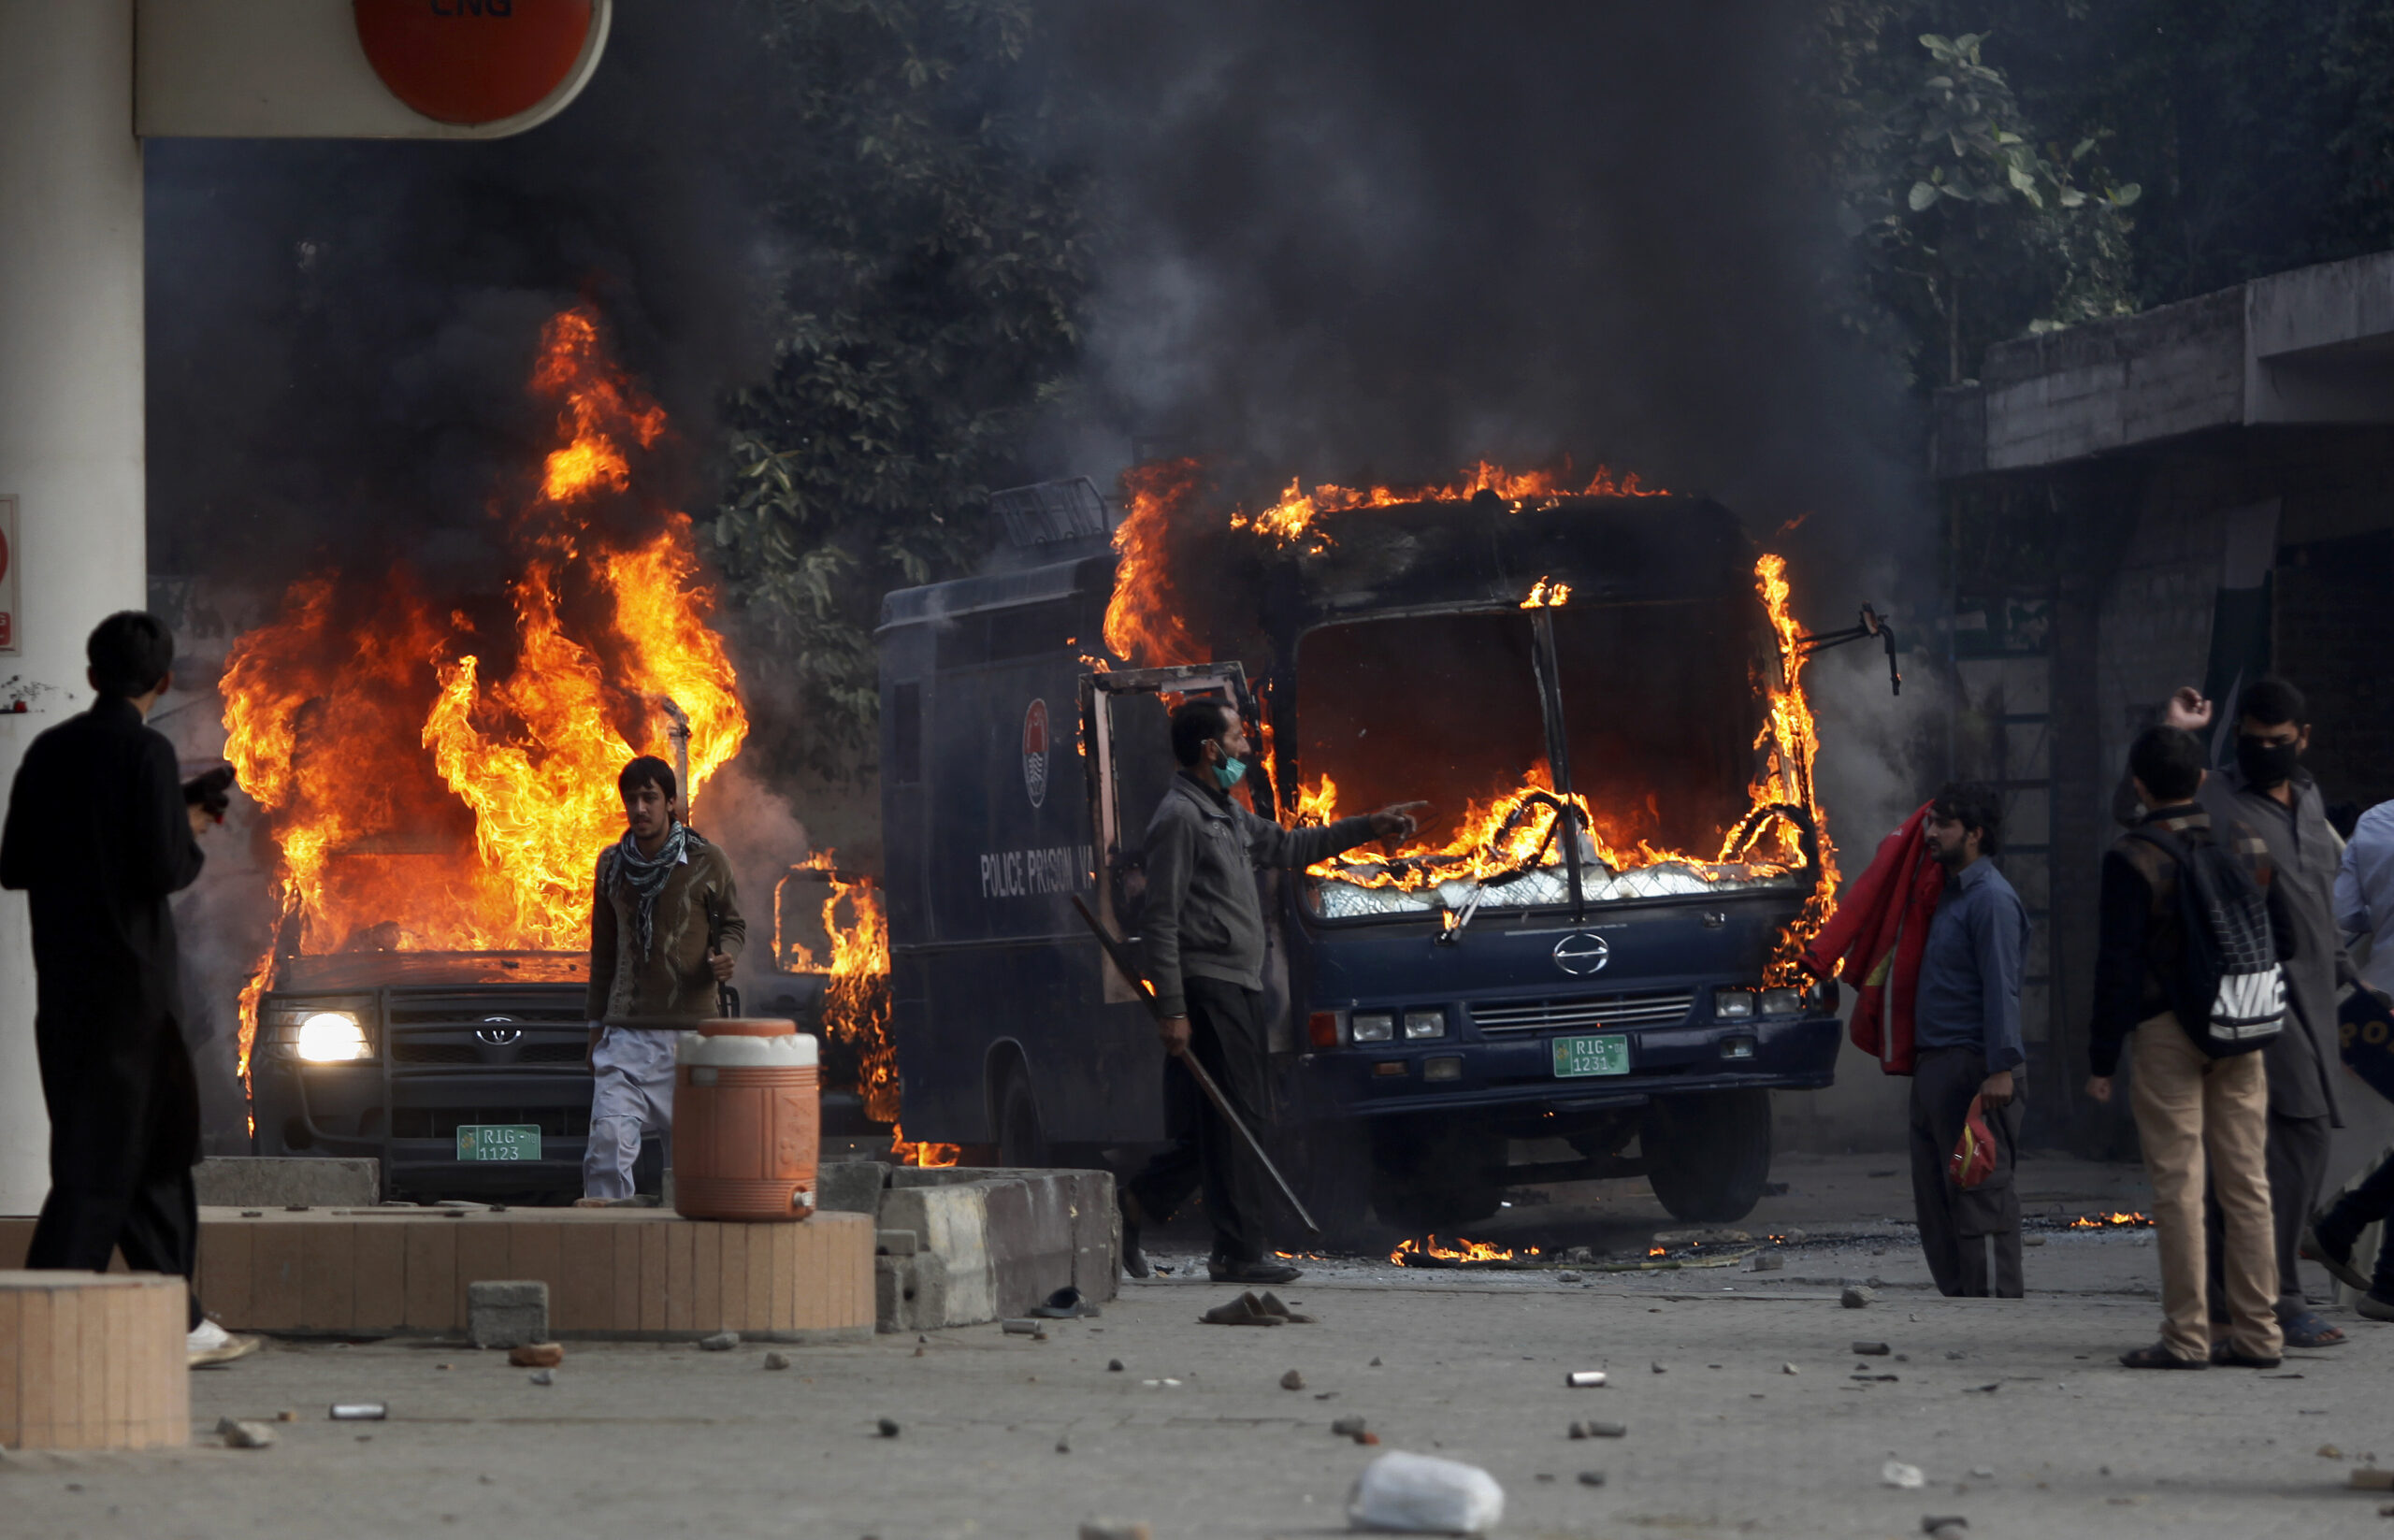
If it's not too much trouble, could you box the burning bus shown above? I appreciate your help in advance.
[878,466,1848,1237]
[228,309,747,1202]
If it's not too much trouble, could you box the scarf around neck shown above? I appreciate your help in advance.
[603,820,702,958]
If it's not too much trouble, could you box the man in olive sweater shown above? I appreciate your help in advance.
[1121,698,1421,1285]
[581,756,745,1201]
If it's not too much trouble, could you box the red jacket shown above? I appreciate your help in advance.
[1800,801,1942,1076]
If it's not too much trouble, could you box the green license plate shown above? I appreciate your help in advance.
[454,1124,542,1161]
[1551,1033,1631,1078]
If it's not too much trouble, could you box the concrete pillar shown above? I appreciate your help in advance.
[0,4,148,1214]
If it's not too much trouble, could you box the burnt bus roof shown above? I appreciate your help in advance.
[876,493,1753,642]
[1282,493,1752,625]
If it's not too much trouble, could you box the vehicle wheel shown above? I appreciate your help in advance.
[1278,1120,1374,1251]
[1368,1120,1505,1236]
[1642,1087,1772,1222]
[994,1067,1050,1168]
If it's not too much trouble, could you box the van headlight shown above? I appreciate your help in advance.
[1351,1012,1395,1043]
[296,1012,372,1062]
[1759,987,1805,1015]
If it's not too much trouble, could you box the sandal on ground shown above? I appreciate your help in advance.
[1198,1292,1283,1327]
[2209,1342,2284,1369]
[2300,1216,2372,1294]
[2282,1310,2347,1347]
[1255,1290,1316,1324]
[2119,1342,2208,1370]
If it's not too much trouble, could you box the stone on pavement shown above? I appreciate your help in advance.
[507,1343,564,1368]
[217,1418,276,1449]
[466,1280,548,1349]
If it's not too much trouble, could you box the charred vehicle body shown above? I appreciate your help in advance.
[877,478,1842,1236]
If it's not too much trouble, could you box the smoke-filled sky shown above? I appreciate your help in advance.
[150,1,1923,594]
[1046,3,1918,541]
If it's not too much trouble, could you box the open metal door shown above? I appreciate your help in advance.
[1079,662,1253,1002]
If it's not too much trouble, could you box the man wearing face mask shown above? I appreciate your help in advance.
[2118,680,2356,1348]
[1119,698,1423,1285]
[1908,782,2032,1298]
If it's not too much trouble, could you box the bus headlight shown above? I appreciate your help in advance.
[1351,1012,1395,1043]
[1759,987,1805,1015]
[296,1012,371,1062]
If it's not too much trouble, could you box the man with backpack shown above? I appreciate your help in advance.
[2123,681,2356,1348]
[2090,725,2293,1368]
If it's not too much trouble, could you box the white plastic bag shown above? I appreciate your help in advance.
[1348,1449,1507,1534]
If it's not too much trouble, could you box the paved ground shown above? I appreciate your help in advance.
[7,1153,2393,1539]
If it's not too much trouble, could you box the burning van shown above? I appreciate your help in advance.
[877,468,1847,1237]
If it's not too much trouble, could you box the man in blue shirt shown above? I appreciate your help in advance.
[1908,782,2032,1298]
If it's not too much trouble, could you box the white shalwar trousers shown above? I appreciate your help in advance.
[583,1027,676,1200]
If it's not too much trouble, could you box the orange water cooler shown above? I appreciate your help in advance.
[671,1019,820,1221]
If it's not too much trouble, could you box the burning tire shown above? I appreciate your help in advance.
[1641,1088,1772,1223]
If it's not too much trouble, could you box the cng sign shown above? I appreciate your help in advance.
[1022,699,1050,809]
[354,0,599,126]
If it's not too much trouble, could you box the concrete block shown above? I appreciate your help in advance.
[468,1279,550,1349]
[818,1159,888,1216]
[194,1157,378,1209]
[873,1168,1120,1331]
[876,1230,921,1256]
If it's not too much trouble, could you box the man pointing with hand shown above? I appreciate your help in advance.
[1119,698,1421,1284]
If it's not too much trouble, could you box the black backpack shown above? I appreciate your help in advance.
[2126,823,2285,1057]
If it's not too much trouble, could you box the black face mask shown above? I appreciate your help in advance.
[2236,733,2301,790]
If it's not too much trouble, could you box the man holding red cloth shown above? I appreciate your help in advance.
[1808,783,2030,1297]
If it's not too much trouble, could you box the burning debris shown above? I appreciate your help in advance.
[770,851,956,1166]
[2068,1212,2153,1231]
[221,306,748,1084]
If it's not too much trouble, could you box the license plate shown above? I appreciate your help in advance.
[454,1124,541,1161]
[1551,1033,1631,1078]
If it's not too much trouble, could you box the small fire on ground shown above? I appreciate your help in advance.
[2068,1211,2152,1230]
[1391,1235,1537,1265]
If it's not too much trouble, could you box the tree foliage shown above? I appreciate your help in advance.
[1817,18,2139,387]
[710,0,1094,780]
[1814,2,2394,386]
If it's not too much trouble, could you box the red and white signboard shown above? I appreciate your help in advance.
[0,496,19,656]
[353,0,599,126]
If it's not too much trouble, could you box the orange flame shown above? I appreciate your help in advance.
[1520,576,1572,609]
[778,852,901,1126]
[1102,459,1210,669]
[2068,1211,2151,1229]
[891,1124,962,1168]
[222,306,748,1083]
[1390,1235,1527,1264]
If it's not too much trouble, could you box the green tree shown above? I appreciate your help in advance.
[711,0,1095,781]
[1830,26,2141,386]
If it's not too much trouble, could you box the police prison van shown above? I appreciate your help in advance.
[875,478,1842,1240]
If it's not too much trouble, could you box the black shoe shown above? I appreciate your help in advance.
[2119,1342,2208,1370]
[2301,1213,2372,1294]
[1119,1192,1151,1279]
[1208,1256,1303,1286]
[2209,1342,2284,1369]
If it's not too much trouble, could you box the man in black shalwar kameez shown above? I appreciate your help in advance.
[0,612,253,1365]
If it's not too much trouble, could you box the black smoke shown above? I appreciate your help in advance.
[1034,1,1925,588]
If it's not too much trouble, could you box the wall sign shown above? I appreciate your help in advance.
[353,0,598,126]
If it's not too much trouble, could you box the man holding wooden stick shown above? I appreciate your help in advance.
[1118,698,1421,1285]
